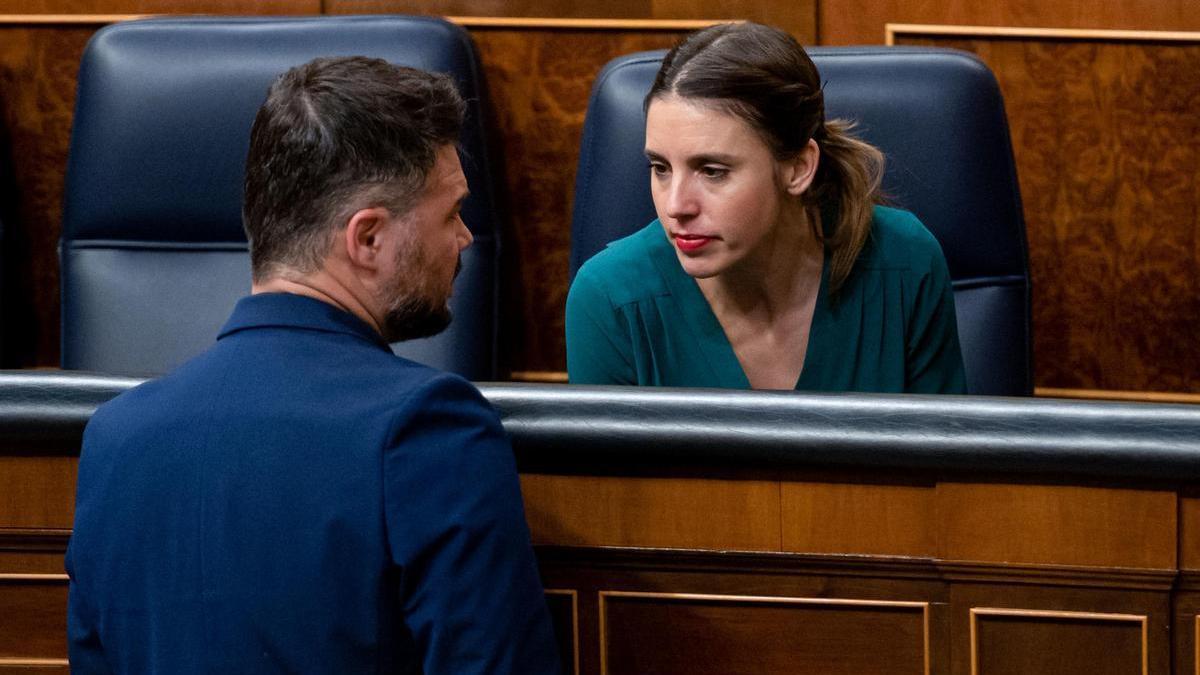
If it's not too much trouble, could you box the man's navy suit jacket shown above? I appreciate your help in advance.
[66,293,560,674]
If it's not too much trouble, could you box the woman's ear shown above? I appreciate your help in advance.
[781,138,820,196]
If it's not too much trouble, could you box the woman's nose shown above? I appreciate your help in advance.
[663,178,699,220]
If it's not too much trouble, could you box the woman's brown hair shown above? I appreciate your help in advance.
[646,22,884,292]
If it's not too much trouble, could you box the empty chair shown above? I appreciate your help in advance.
[61,15,500,379]
[570,47,1032,396]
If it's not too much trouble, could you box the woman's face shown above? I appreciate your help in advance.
[645,95,804,280]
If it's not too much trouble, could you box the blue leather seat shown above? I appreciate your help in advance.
[61,16,500,379]
[570,47,1033,396]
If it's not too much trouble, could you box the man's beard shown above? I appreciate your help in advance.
[380,255,461,343]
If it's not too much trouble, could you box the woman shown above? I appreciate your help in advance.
[565,22,966,393]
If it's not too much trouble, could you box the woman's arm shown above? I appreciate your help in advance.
[905,237,968,394]
[565,265,638,385]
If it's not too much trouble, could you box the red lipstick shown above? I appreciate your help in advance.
[674,235,714,253]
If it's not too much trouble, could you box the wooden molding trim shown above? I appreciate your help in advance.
[969,607,1148,675]
[598,590,930,675]
[536,546,1183,589]
[508,370,568,383]
[0,529,71,553]
[544,589,580,675]
[1035,387,1200,405]
[0,573,68,582]
[0,14,721,31]
[937,560,1176,591]
[886,23,1200,45]
[447,16,721,30]
[0,657,70,667]
[0,14,148,24]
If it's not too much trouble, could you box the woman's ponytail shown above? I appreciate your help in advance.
[810,119,885,293]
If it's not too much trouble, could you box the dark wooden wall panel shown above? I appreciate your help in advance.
[895,33,1200,392]
[973,612,1144,675]
[5,1,316,12]
[545,591,579,675]
[0,579,68,660]
[327,0,814,40]
[601,594,927,675]
[0,25,93,368]
[471,28,687,373]
[820,0,1200,46]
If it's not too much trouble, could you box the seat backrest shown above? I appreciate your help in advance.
[61,16,499,379]
[570,47,1032,396]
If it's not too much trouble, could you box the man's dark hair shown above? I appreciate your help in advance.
[243,56,465,281]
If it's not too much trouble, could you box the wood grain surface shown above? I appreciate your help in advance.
[821,0,1200,45]
[326,0,815,40]
[937,483,1176,569]
[0,457,77,530]
[895,33,1200,392]
[519,473,782,551]
[471,28,686,371]
[780,481,936,557]
[0,578,68,660]
[0,24,94,367]
[971,611,1146,675]
[601,594,927,675]
[3,0,315,12]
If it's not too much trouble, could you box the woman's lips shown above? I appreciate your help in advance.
[674,234,715,253]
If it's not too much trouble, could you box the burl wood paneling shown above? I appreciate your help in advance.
[4,1,316,12]
[938,483,1176,569]
[327,0,816,43]
[519,474,781,551]
[0,579,68,660]
[470,29,687,372]
[780,481,935,557]
[895,35,1200,393]
[601,593,927,675]
[0,457,77,530]
[0,24,94,368]
[820,0,1200,45]
[972,610,1145,675]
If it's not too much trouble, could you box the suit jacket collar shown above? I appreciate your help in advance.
[218,293,391,351]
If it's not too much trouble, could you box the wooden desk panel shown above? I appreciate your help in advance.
[520,473,782,551]
[0,458,77,531]
[937,483,1176,569]
[781,481,936,558]
[0,457,1188,672]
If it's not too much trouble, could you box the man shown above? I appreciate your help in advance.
[66,57,561,674]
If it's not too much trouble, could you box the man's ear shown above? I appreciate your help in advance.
[781,138,820,197]
[343,207,392,270]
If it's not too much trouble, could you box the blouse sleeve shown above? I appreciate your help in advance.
[565,263,638,385]
[905,237,968,394]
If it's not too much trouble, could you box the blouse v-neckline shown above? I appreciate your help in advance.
[647,228,830,390]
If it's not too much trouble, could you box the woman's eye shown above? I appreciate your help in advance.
[700,166,728,179]
[648,162,669,176]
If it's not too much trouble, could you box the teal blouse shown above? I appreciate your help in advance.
[565,205,967,393]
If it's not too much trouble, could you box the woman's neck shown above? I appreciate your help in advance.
[698,204,824,324]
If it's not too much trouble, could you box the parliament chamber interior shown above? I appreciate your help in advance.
[1,1,1199,673]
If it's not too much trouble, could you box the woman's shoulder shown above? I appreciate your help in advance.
[860,205,948,272]
[571,221,671,306]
